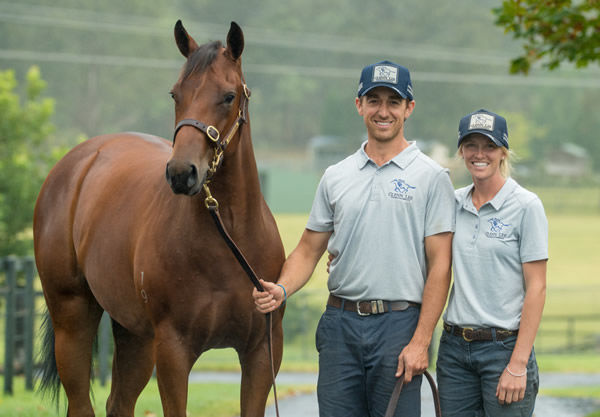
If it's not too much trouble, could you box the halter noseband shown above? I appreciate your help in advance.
[172,82,251,183]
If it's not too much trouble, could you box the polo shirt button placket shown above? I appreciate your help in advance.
[371,171,380,202]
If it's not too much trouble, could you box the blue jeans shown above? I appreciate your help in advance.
[436,329,539,417]
[315,303,422,417]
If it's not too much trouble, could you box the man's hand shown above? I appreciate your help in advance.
[252,279,285,314]
[396,341,429,382]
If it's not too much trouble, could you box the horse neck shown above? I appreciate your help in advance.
[208,125,263,215]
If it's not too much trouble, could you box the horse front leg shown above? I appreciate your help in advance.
[239,314,284,417]
[154,325,196,417]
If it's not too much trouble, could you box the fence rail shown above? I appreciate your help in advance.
[535,314,600,354]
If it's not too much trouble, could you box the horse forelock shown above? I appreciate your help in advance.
[182,40,222,80]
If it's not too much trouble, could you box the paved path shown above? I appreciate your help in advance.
[190,371,600,417]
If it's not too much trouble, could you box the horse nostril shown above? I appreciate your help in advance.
[186,164,198,188]
[165,164,172,183]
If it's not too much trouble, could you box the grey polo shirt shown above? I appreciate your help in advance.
[306,141,455,302]
[444,178,548,330]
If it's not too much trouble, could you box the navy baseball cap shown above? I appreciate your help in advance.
[457,109,509,149]
[357,60,414,100]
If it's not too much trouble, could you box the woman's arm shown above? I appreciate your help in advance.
[496,259,547,404]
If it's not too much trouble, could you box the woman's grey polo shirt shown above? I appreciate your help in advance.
[306,141,455,303]
[444,178,548,330]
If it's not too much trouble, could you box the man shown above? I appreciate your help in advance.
[253,60,455,417]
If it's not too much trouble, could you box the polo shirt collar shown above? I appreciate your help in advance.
[457,177,517,211]
[488,177,517,210]
[357,140,419,170]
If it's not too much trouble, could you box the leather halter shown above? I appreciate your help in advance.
[172,83,251,183]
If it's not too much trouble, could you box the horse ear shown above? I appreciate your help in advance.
[174,20,199,58]
[226,21,244,61]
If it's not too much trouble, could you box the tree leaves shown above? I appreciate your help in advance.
[0,67,60,256]
[494,0,600,74]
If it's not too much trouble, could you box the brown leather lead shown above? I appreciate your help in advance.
[206,202,280,417]
[384,370,442,417]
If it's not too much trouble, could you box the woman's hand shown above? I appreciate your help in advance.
[496,365,527,404]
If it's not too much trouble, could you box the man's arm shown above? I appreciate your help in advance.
[396,231,453,382]
[253,228,332,313]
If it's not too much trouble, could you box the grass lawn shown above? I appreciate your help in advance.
[0,377,313,417]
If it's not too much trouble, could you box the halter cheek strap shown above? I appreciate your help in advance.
[171,83,251,181]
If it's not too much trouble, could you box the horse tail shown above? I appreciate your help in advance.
[37,310,61,405]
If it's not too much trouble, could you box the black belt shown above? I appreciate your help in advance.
[327,294,420,316]
[443,322,518,342]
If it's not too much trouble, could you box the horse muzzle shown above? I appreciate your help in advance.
[165,159,206,196]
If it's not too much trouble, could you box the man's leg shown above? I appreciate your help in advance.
[316,305,368,417]
[366,307,422,417]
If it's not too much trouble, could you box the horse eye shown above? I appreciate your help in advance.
[224,93,236,104]
[169,91,176,101]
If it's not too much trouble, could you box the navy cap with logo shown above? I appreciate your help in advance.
[457,109,509,149]
[357,60,414,101]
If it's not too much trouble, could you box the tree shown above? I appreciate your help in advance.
[0,67,64,256]
[494,0,600,74]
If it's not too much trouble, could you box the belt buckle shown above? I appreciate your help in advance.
[356,301,370,316]
[462,327,474,342]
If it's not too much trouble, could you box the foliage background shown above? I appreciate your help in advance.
[1,0,599,254]
[1,0,599,163]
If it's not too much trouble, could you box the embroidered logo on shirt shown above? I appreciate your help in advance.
[485,217,511,238]
[388,178,415,201]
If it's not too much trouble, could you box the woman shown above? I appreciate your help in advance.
[436,109,548,416]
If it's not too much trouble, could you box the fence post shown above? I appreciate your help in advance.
[3,256,16,395]
[23,257,36,391]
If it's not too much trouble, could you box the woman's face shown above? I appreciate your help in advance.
[460,134,505,182]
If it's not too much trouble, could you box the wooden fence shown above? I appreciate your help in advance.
[0,256,37,395]
[0,256,113,396]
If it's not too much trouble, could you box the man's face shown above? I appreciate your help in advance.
[355,87,414,143]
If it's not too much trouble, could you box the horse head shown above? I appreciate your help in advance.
[166,20,248,196]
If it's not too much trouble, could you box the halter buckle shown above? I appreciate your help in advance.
[206,125,220,143]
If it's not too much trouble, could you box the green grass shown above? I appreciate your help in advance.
[537,354,600,373]
[0,377,313,417]
[540,385,600,398]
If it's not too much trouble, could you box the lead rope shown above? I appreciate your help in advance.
[203,184,281,417]
[384,370,442,417]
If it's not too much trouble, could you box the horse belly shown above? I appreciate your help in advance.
[39,134,170,334]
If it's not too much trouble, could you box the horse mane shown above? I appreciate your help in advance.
[183,40,222,80]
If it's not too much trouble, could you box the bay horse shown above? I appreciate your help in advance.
[33,20,285,417]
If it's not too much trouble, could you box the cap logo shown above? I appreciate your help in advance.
[372,65,398,84]
[469,113,495,131]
